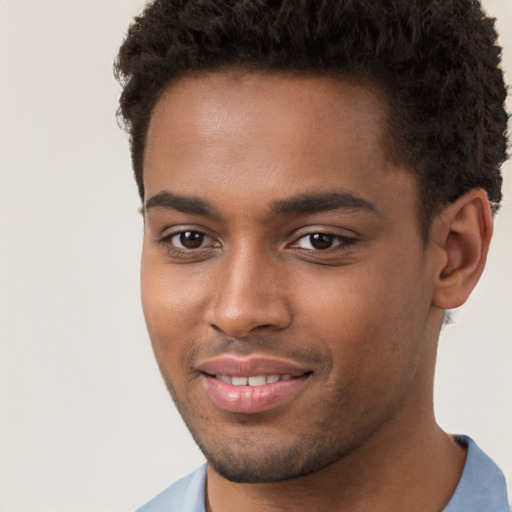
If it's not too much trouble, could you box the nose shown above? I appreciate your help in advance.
[206,246,292,339]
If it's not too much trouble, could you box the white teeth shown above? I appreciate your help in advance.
[248,376,266,386]
[216,374,297,385]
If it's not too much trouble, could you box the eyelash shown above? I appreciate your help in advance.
[289,232,357,252]
[157,229,358,257]
[158,230,218,255]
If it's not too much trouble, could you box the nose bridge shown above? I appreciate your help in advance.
[208,240,291,338]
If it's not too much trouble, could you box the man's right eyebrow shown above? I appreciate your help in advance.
[144,191,218,217]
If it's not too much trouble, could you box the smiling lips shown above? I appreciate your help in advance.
[197,356,312,414]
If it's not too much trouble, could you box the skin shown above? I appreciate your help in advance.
[141,72,492,511]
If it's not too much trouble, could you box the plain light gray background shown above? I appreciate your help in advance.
[0,1,510,511]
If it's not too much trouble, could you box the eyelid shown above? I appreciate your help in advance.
[156,226,221,252]
[157,224,214,240]
[154,225,358,257]
[170,231,214,249]
[288,227,359,249]
[293,234,351,250]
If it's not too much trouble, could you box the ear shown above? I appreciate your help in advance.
[430,189,493,309]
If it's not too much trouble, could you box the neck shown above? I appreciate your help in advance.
[206,417,466,512]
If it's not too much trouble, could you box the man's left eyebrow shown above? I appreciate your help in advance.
[270,191,378,215]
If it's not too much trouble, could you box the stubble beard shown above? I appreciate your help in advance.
[197,426,361,484]
[162,374,390,484]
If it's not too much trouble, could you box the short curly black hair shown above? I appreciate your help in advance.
[115,0,508,235]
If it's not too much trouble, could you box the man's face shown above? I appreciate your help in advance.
[141,73,438,483]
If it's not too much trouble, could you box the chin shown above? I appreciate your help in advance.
[204,448,319,484]
[194,429,358,484]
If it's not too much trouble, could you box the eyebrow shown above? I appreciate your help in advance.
[270,191,378,216]
[145,191,219,217]
[144,189,378,219]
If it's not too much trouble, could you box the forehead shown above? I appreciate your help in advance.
[145,72,387,169]
[143,72,417,221]
[148,71,387,131]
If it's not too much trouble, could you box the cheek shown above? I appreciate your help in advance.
[296,252,429,376]
[140,252,209,366]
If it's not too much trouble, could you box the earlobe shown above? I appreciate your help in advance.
[431,189,493,310]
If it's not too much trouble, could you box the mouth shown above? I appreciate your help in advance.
[197,356,313,414]
[214,374,301,385]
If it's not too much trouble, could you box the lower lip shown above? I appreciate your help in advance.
[202,374,310,414]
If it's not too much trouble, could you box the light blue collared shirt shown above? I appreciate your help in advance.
[137,436,509,512]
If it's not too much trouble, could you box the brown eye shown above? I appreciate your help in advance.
[172,231,207,249]
[293,232,356,252]
[296,233,335,250]
[308,233,334,250]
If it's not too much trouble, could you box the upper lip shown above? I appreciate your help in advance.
[196,355,312,377]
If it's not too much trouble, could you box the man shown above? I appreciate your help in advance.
[115,1,510,510]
